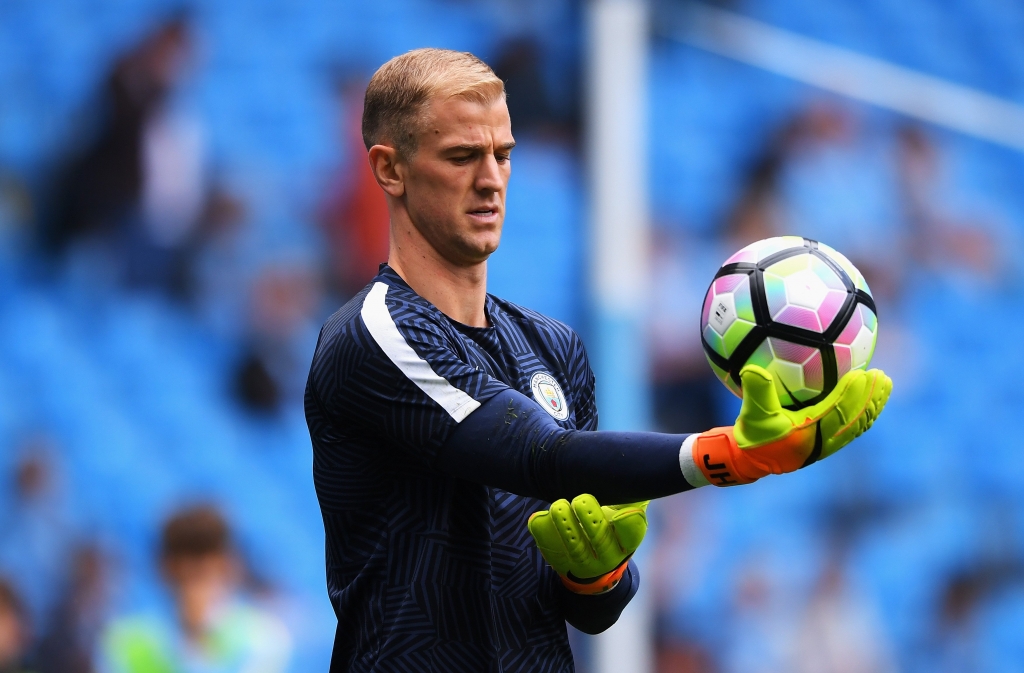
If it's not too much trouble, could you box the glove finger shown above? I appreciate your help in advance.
[736,365,793,447]
[527,509,571,574]
[570,495,612,558]
[604,502,648,555]
[802,368,864,425]
[821,369,892,458]
[837,369,891,439]
[739,365,783,417]
[549,498,592,566]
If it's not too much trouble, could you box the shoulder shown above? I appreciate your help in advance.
[312,275,452,370]
[307,274,468,420]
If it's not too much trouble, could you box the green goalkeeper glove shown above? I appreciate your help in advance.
[528,495,647,595]
[682,364,892,487]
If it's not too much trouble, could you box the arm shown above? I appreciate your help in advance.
[437,365,892,501]
[436,387,695,504]
[439,365,890,632]
[324,283,889,500]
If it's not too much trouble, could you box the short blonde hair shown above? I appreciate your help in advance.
[362,48,505,156]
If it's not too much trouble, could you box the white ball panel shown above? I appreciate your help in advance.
[849,324,875,370]
[784,268,829,310]
[708,291,737,337]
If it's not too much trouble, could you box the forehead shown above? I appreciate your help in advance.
[419,95,512,147]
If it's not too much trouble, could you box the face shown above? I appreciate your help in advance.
[398,95,515,266]
[163,553,235,636]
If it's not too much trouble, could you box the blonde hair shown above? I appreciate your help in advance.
[362,48,505,157]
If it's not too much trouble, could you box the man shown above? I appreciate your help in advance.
[304,48,890,672]
[98,506,291,673]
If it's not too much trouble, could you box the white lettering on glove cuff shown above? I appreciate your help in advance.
[679,435,710,488]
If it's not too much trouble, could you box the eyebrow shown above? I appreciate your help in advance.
[444,141,517,153]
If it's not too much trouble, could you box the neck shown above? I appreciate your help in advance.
[387,215,489,328]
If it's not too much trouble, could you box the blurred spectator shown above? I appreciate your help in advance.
[722,560,791,673]
[318,76,390,301]
[648,228,729,432]
[40,13,207,293]
[926,560,1024,673]
[722,112,804,246]
[773,103,905,303]
[655,632,718,673]
[97,506,291,673]
[175,186,249,303]
[491,36,579,141]
[34,546,108,673]
[187,186,256,339]
[930,571,984,672]
[786,549,897,673]
[650,490,726,673]
[0,579,33,673]
[0,443,73,632]
[895,123,1000,281]
[0,173,32,246]
[233,261,321,415]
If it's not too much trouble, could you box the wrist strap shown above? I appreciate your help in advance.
[559,556,631,595]
[692,427,760,486]
[692,424,820,486]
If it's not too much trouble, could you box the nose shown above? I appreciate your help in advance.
[474,153,505,193]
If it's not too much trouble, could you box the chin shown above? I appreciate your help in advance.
[456,240,500,266]
[462,231,502,259]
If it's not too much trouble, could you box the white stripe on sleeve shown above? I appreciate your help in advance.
[360,282,482,423]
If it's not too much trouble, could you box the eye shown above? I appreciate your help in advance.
[496,154,510,164]
[450,155,472,164]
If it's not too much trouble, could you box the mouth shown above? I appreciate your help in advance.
[467,207,500,222]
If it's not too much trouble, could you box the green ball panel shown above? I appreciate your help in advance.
[703,325,726,359]
[721,318,756,359]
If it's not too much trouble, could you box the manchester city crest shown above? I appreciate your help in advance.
[530,372,569,421]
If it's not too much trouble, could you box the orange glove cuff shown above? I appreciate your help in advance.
[691,427,759,486]
[692,425,819,487]
[558,556,631,595]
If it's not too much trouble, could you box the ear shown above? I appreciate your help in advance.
[368,144,406,198]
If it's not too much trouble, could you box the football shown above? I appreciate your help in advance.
[700,236,878,410]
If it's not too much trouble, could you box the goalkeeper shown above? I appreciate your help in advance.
[305,47,891,673]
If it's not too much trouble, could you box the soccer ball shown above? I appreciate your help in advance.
[700,236,878,410]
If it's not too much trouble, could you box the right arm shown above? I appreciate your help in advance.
[436,387,698,504]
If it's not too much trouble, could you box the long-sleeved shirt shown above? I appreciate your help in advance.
[305,266,671,673]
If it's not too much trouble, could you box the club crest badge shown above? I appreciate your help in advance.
[530,372,569,421]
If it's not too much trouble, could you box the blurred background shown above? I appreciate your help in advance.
[1,0,1023,671]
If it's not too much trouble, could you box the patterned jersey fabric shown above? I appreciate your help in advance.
[305,266,599,673]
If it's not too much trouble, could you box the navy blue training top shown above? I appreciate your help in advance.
[304,266,639,673]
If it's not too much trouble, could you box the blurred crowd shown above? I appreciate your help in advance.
[0,449,290,673]
[1,1,1023,672]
